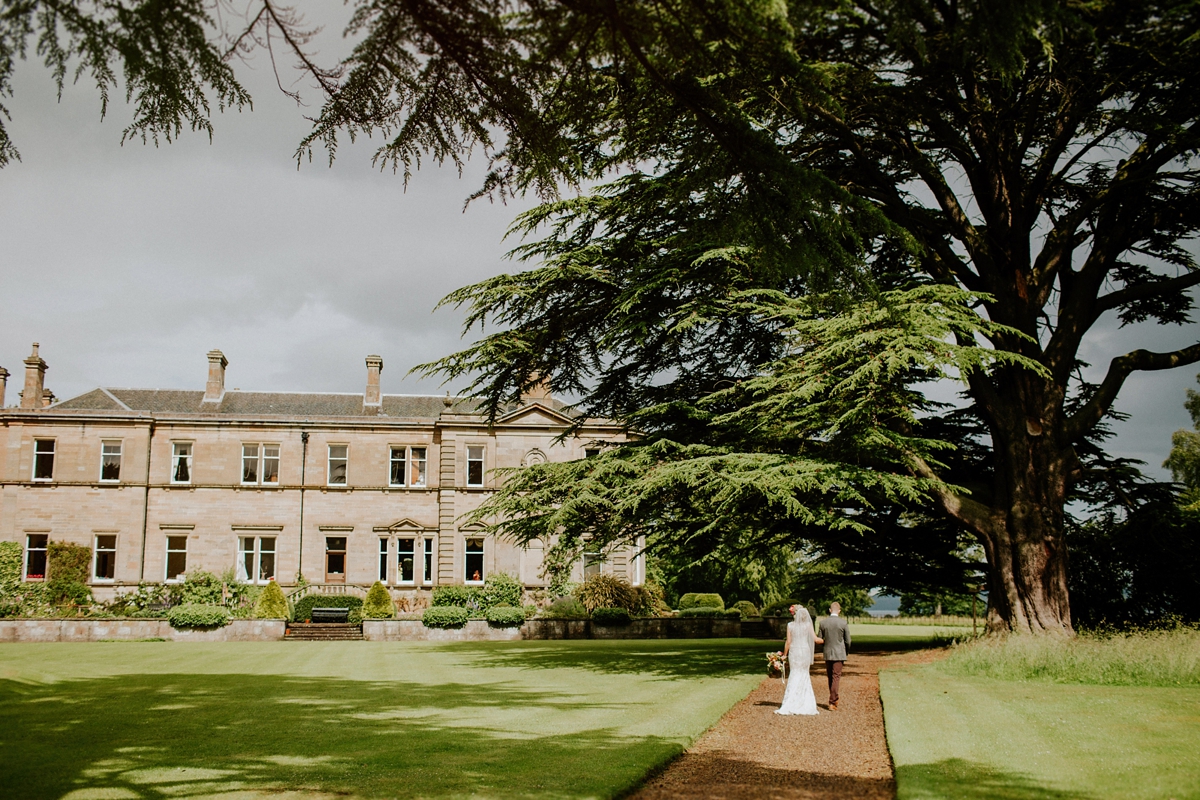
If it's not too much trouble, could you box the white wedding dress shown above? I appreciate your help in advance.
[775,607,819,716]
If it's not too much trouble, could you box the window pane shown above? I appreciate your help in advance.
[423,538,433,584]
[166,536,187,581]
[100,442,122,481]
[258,549,275,581]
[238,537,254,582]
[173,443,192,483]
[465,538,484,582]
[390,447,406,486]
[262,445,279,484]
[328,445,348,485]
[411,448,427,486]
[25,534,48,579]
[398,539,415,583]
[327,553,345,575]
[33,440,54,480]
[94,535,117,580]
[379,539,389,582]
[583,551,603,578]
[467,446,484,486]
[326,537,346,552]
[242,444,259,483]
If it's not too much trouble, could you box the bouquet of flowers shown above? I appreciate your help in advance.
[766,651,786,680]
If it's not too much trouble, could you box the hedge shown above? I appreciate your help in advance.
[678,607,740,619]
[479,573,523,610]
[731,600,760,619]
[760,599,800,617]
[423,606,469,628]
[591,607,632,626]
[678,593,724,611]
[253,581,290,619]
[293,594,364,622]
[543,597,588,618]
[431,585,478,608]
[485,605,526,627]
[362,581,396,618]
[168,603,232,628]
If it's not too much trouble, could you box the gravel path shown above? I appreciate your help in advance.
[630,652,914,800]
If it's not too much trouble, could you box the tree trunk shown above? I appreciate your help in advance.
[979,392,1075,635]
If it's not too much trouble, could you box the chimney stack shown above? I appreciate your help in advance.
[520,372,552,404]
[0,366,8,408]
[364,355,383,411]
[20,343,47,410]
[203,350,228,403]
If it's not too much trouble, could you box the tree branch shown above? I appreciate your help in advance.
[1092,270,1200,323]
[1065,343,1200,440]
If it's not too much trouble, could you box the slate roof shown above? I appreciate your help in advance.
[45,388,577,420]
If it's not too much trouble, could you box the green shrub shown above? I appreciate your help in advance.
[423,606,469,628]
[47,542,91,584]
[731,600,760,619]
[0,541,22,600]
[45,578,91,606]
[760,599,800,617]
[179,571,224,605]
[543,597,588,618]
[348,607,364,625]
[362,581,396,618]
[168,603,231,628]
[678,607,738,619]
[591,607,632,626]
[431,585,479,608]
[253,581,289,619]
[108,583,173,616]
[523,604,539,619]
[0,602,20,618]
[479,573,523,610]
[678,593,724,611]
[485,605,526,627]
[292,594,364,622]
[575,573,636,613]
[631,581,670,617]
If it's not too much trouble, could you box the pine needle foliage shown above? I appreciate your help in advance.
[253,580,289,619]
[362,581,396,619]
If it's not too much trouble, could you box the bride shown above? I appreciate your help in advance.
[776,604,823,716]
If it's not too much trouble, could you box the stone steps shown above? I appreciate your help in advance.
[285,623,364,641]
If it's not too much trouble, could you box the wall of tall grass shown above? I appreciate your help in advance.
[939,626,1200,687]
[848,615,976,627]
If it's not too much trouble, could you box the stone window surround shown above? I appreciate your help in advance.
[32,438,55,482]
[465,443,486,488]
[327,443,349,487]
[92,531,118,582]
[171,441,193,484]
[100,440,123,483]
[388,445,428,488]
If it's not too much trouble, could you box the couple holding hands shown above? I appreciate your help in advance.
[775,601,851,716]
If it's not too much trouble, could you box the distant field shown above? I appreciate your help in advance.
[0,640,767,800]
[847,615,977,628]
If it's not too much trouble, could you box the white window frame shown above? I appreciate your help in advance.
[100,440,123,483]
[464,537,485,585]
[466,445,485,488]
[241,443,280,486]
[165,535,188,582]
[389,447,407,487]
[93,534,117,582]
[396,537,416,585]
[237,536,277,584]
[378,538,389,583]
[32,439,55,482]
[171,442,193,484]
[327,444,348,486]
[24,533,48,581]
[422,537,434,585]
[410,447,427,487]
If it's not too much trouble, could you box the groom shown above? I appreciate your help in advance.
[817,602,850,710]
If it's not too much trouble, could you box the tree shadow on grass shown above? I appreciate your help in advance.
[0,674,684,800]
[896,759,1098,800]
[435,640,772,679]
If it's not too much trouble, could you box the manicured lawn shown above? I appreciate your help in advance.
[881,664,1200,800]
[846,623,972,648]
[0,640,768,800]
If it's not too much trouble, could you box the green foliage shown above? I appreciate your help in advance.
[629,582,670,617]
[107,583,173,617]
[0,541,22,600]
[422,606,469,628]
[484,605,526,627]
[0,602,20,618]
[575,574,636,613]
[543,597,588,618]
[679,607,739,619]
[253,581,290,620]
[292,595,364,623]
[167,603,231,629]
[47,542,91,585]
[941,626,1200,687]
[1164,374,1200,510]
[760,600,800,618]
[730,601,759,619]
[362,581,396,619]
[479,573,524,610]
[431,585,479,609]
[900,593,978,618]
[179,571,223,605]
[794,559,875,618]
[45,579,91,606]
[678,593,724,611]
[591,607,632,626]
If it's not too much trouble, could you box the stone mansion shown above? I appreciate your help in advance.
[0,344,638,601]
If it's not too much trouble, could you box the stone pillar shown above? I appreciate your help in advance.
[363,354,383,412]
[20,343,46,410]
[203,350,227,404]
[0,366,8,408]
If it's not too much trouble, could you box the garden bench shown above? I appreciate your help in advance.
[311,607,350,623]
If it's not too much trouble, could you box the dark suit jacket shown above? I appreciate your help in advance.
[818,615,850,661]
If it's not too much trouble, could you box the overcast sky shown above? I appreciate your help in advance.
[0,8,1196,480]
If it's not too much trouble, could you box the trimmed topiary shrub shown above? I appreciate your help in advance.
[543,597,588,618]
[362,581,396,618]
[423,606,469,628]
[591,607,632,626]
[168,603,231,628]
[575,573,636,613]
[678,607,738,619]
[731,600,760,619]
[431,585,479,608]
[253,580,289,619]
[485,605,526,627]
[292,594,364,622]
[678,593,724,611]
[479,573,523,610]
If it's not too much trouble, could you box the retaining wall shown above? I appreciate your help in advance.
[0,618,286,642]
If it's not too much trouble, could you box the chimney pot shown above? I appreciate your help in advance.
[20,343,48,410]
[364,354,384,411]
[0,366,8,408]
[203,349,228,403]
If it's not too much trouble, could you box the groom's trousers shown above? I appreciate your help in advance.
[825,660,844,706]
